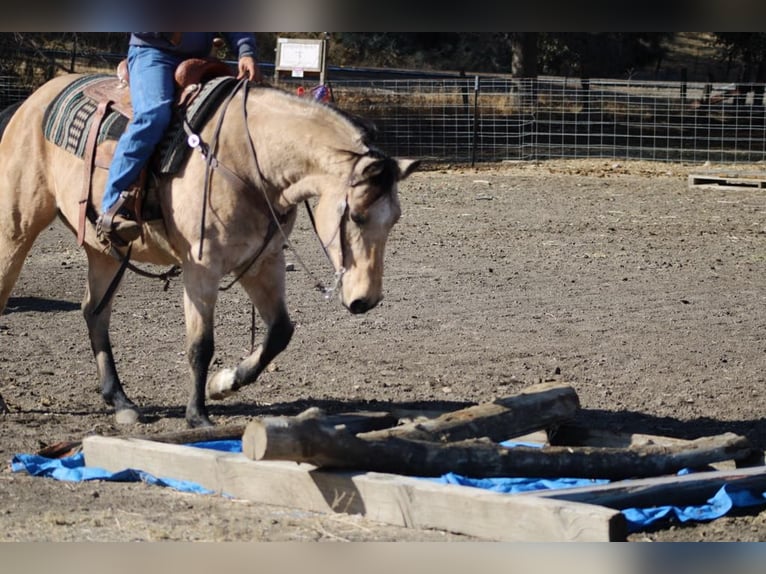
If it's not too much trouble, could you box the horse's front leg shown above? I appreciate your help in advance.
[82,245,140,424]
[206,254,293,401]
[182,264,220,427]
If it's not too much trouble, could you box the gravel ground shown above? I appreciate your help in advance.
[1,159,765,541]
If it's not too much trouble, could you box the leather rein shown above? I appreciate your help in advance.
[184,78,347,295]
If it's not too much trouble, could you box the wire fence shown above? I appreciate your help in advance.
[0,76,32,109]
[325,77,766,164]
[3,58,766,165]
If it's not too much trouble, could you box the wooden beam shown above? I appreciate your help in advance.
[82,435,626,542]
[518,465,766,510]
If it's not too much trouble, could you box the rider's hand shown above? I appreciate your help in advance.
[237,55,262,83]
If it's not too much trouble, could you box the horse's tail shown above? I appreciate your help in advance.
[0,101,24,142]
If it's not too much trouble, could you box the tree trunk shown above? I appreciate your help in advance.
[511,33,538,78]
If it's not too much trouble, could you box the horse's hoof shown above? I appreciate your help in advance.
[206,368,237,400]
[115,407,140,425]
[187,416,215,429]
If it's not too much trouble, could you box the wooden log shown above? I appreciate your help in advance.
[30,423,250,458]
[31,411,396,460]
[243,410,756,480]
[129,411,396,446]
[549,423,765,469]
[548,423,694,449]
[134,424,247,445]
[359,381,580,443]
[37,440,82,458]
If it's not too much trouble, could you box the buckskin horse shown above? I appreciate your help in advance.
[0,69,419,428]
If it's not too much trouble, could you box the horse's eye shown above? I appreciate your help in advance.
[350,211,367,225]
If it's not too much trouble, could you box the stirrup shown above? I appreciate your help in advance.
[96,192,141,247]
[96,214,141,247]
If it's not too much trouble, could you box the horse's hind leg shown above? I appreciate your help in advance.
[82,245,140,424]
[0,235,37,316]
[206,256,294,401]
[0,208,57,316]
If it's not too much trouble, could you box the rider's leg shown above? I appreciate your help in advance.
[98,45,180,243]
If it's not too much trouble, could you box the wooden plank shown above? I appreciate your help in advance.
[82,435,626,542]
[688,171,766,181]
[688,173,766,190]
[517,465,766,510]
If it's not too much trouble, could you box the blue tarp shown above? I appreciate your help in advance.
[10,438,766,533]
[10,439,242,495]
[11,452,217,494]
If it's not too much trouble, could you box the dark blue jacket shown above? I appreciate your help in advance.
[130,33,256,60]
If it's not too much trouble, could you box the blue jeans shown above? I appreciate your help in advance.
[101,45,183,214]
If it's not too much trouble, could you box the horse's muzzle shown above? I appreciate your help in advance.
[347,297,377,314]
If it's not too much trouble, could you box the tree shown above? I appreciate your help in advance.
[510,33,538,78]
[538,33,671,79]
[713,33,766,104]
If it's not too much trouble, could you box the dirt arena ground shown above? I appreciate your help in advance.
[1,159,765,542]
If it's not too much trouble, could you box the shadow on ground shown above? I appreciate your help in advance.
[3,296,80,314]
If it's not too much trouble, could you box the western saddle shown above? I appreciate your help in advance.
[79,57,236,246]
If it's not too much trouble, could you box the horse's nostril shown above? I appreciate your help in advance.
[348,298,370,314]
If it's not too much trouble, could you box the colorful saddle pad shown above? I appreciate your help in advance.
[42,74,126,157]
[42,73,238,175]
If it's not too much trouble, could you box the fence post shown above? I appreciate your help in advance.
[471,75,480,167]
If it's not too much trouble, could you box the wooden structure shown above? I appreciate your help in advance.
[81,382,766,542]
[689,172,766,190]
[83,434,626,542]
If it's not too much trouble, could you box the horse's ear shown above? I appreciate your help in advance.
[396,158,421,181]
[349,155,386,186]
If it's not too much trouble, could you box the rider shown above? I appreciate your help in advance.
[98,32,262,244]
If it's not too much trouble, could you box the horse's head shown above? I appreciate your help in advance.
[280,150,420,313]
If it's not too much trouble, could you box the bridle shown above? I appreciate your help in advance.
[183,78,350,298]
[303,196,349,298]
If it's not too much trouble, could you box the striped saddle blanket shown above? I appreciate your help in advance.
[42,73,238,175]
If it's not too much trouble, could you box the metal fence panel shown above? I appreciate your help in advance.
[329,77,766,164]
[2,67,765,164]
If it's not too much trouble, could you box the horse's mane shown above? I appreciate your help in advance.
[0,101,23,142]
[257,85,377,148]
[326,105,379,145]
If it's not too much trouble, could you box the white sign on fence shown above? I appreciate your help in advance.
[276,38,324,75]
